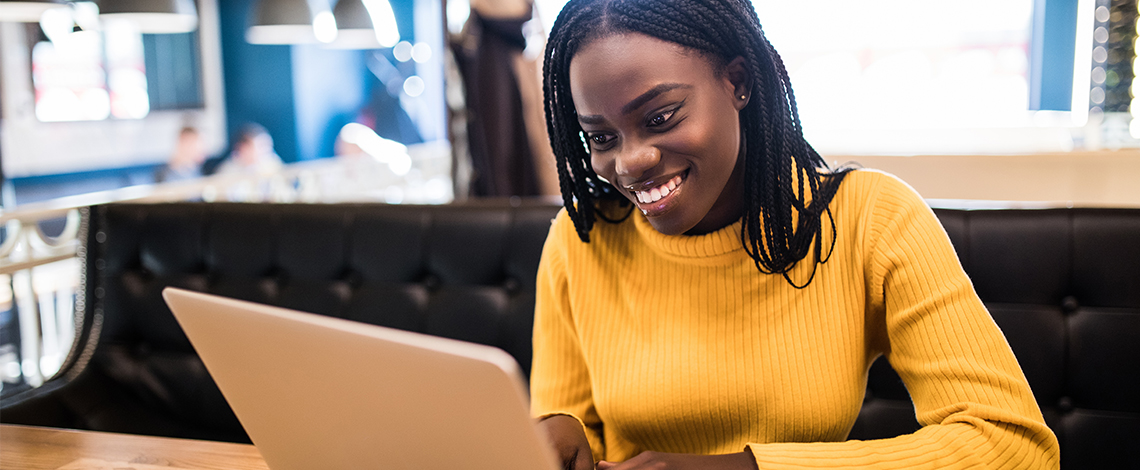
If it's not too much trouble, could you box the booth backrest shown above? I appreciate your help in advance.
[850,208,1140,470]
[3,202,559,442]
[2,202,1137,469]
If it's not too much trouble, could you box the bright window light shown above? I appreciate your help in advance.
[532,0,1098,154]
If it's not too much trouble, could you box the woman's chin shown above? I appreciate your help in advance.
[644,211,698,236]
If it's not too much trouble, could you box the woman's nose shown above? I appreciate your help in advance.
[614,142,660,182]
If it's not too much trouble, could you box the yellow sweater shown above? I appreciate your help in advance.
[530,170,1059,469]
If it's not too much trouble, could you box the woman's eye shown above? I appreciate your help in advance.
[590,134,613,146]
[647,109,676,127]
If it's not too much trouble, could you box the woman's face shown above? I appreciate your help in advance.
[569,33,749,235]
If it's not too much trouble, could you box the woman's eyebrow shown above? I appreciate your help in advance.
[620,83,690,115]
[578,83,691,125]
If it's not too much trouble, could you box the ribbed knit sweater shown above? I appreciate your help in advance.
[530,170,1059,469]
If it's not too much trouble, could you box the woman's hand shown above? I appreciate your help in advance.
[537,414,595,470]
[596,451,757,470]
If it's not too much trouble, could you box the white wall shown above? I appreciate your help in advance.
[838,151,1140,207]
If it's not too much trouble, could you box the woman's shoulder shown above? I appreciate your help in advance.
[546,207,592,253]
[836,167,913,193]
[824,168,935,247]
[832,167,927,211]
[542,205,627,276]
[549,207,577,241]
[547,201,636,245]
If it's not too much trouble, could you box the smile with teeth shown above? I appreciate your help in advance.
[632,175,684,204]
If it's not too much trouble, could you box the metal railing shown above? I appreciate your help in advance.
[0,208,84,391]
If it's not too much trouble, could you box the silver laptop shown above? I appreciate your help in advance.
[163,287,560,470]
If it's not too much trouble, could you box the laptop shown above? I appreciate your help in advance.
[162,287,560,470]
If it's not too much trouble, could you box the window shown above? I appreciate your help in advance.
[530,0,1136,154]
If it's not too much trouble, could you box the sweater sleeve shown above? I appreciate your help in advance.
[747,173,1059,469]
[530,210,607,461]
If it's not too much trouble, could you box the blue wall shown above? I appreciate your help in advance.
[218,0,418,162]
[292,47,367,161]
[5,0,428,204]
[218,0,300,162]
[1030,0,1079,111]
[287,0,419,161]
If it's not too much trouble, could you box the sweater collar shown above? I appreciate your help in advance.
[631,211,745,260]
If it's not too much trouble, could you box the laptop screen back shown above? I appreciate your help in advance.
[163,287,559,470]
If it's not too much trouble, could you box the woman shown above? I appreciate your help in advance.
[529,0,1060,468]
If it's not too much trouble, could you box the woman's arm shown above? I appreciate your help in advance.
[531,211,608,466]
[742,173,1060,469]
[597,451,757,470]
[538,414,596,470]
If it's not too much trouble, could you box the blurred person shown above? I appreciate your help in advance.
[452,0,541,197]
[214,123,283,176]
[155,126,207,182]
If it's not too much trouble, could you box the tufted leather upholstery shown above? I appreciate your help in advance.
[2,202,1137,469]
[847,208,1140,470]
[1,202,559,443]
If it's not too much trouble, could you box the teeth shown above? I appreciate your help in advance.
[633,175,683,204]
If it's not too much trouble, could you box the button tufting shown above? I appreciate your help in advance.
[503,278,520,294]
[259,278,280,300]
[1057,396,1074,413]
[422,274,441,291]
[1061,296,1079,313]
[95,231,106,243]
[342,269,363,288]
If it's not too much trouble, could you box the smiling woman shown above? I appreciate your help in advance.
[570,35,747,236]
[541,0,866,291]
[528,0,1061,468]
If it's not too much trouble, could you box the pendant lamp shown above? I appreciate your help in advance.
[97,0,198,34]
[247,0,337,45]
[0,0,67,23]
[325,0,399,49]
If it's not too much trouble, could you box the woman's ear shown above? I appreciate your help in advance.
[725,56,751,110]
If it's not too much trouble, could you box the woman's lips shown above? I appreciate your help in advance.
[633,174,683,203]
[627,172,686,215]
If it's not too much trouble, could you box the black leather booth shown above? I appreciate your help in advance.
[2,202,1137,469]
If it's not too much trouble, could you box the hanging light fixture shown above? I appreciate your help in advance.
[97,0,198,34]
[0,0,67,23]
[325,0,399,49]
[247,0,337,45]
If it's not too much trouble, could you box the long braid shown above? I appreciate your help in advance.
[543,0,855,288]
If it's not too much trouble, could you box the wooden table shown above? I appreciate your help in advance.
[0,424,269,470]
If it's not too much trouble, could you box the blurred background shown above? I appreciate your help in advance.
[0,0,1139,391]
[0,0,1138,207]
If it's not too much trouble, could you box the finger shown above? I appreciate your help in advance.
[596,461,616,469]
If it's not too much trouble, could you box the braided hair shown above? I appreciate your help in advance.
[543,0,854,288]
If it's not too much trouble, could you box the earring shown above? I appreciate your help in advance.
[740,95,747,100]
